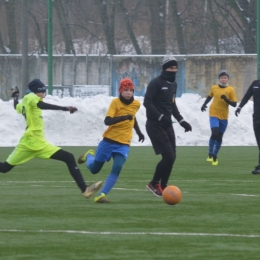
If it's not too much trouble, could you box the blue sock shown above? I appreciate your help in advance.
[214,141,222,156]
[209,139,216,155]
[100,174,118,195]
[86,154,94,169]
[98,153,125,195]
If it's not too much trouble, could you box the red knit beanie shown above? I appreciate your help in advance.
[119,78,134,93]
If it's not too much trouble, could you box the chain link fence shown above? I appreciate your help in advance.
[0,0,258,99]
[0,0,256,55]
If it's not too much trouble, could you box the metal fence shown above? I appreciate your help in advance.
[0,54,256,101]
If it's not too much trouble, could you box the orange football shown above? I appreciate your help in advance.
[162,185,182,205]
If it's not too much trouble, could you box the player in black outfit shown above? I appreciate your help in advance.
[235,80,260,174]
[144,55,192,197]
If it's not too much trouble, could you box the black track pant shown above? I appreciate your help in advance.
[0,149,87,193]
[151,151,176,190]
[253,119,260,164]
[0,162,14,173]
[51,149,87,192]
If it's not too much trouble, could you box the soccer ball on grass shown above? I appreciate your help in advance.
[162,185,182,205]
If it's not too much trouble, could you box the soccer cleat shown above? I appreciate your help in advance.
[212,156,218,166]
[212,160,218,166]
[252,166,260,174]
[78,149,95,164]
[207,154,213,162]
[207,157,213,162]
[82,181,103,198]
[94,193,110,203]
[146,182,163,197]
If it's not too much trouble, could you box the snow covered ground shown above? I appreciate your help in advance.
[0,93,255,147]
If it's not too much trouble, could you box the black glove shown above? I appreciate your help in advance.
[201,104,207,112]
[180,121,192,132]
[221,95,228,101]
[122,115,133,121]
[137,132,145,143]
[160,116,172,128]
[11,86,19,98]
[68,106,78,114]
[235,107,241,117]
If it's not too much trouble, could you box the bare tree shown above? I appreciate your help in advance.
[208,0,220,53]
[0,0,257,55]
[0,1,8,54]
[213,0,256,54]
[4,0,18,53]
[227,0,256,53]
[29,11,46,54]
[175,0,207,54]
[169,0,186,54]
[146,0,166,54]
[95,0,117,54]
[53,0,75,54]
[116,0,142,54]
[0,31,6,53]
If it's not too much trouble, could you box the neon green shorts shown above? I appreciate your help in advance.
[6,135,60,166]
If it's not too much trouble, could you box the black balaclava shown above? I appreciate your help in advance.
[161,55,178,83]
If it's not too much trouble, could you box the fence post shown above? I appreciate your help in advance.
[48,0,53,94]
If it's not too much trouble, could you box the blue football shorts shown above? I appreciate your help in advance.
[209,117,228,133]
[95,140,130,162]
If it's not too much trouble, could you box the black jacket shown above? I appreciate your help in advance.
[239,80,260,120]
[143,75,183,122]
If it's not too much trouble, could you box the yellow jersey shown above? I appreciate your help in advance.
[103,98,141,145]
[209,85,237,120]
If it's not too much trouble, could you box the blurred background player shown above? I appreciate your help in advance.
[78,78,145,203]
[201,71,237,165]
[144,55,192,197]
[0,79,102,199]
[235,79,260,174]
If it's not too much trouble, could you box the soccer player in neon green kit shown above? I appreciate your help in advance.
[0,79,102,199]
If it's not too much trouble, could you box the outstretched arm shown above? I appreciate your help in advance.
[37,101,77,113]
[11,86,19,109]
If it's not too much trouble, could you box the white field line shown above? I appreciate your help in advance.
[0,229,259,238]
[231,193,257,196]
[0,181,259,196]
[1,179,260,183]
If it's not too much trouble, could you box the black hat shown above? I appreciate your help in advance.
[162,55,178,71]
[219,70,229,79]
[28,79,46,93]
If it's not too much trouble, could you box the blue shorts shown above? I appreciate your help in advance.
[209,117,228,133]
[95,140,130,162]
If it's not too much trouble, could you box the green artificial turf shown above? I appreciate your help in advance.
[0,146,260,260]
